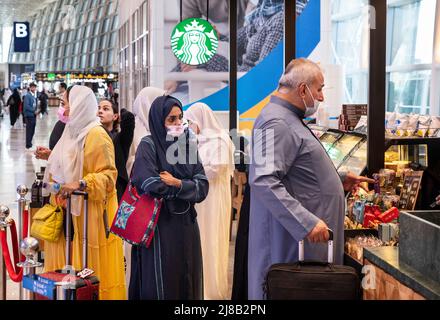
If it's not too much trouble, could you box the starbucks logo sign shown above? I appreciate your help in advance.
[171,18,218,66]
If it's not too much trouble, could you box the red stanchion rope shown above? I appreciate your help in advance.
[21,208,29,260]
[0,220,23,282]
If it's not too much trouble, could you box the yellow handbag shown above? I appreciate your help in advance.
[31,204,64,242]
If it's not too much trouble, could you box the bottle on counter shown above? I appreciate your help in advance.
[31,172,44,208]
[43,182,62,194]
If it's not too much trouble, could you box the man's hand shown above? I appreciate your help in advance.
[307,220,330,243]
[35,146,51,160]
[343,172,375,193]
[160,171,182,188]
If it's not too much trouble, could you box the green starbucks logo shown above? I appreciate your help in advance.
[171,18,218,66]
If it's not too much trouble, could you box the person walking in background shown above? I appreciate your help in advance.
[23,83,38,150]
[39,89,49,116]
[129,95,209,300]
[185,102,235,300]
[42,85,126,300]
[7,88,21,127]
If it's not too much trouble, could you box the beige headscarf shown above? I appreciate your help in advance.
[43,85,101,216]
[185,102,235,179]
[126,87,166,174]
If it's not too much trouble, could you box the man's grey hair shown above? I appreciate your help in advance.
[278,58,322,90]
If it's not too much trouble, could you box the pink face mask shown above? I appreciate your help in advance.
[166,124,185,137]
[57,106,69,124]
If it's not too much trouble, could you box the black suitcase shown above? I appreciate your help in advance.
[265,230,360,300]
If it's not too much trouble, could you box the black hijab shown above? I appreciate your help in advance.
[148,95,197,179]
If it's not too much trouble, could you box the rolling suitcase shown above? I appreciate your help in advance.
[265,230,360,300]
[24,191,100,300]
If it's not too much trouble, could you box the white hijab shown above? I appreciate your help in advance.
[185,102,235,178]
[44,85,101,216]
[126,87,166,174]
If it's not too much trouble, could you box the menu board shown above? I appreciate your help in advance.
[398,171,424,210]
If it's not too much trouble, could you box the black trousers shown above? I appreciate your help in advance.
[25,116,36,149]
[10,106,19,126]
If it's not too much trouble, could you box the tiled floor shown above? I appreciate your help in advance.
[0,108,238,300]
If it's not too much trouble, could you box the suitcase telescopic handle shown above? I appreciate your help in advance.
[299,228,334,264]
[66,191,89,270]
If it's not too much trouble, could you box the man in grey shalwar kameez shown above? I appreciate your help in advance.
[248,58,373,299]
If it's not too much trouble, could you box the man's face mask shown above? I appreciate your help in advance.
[302,84,320,118]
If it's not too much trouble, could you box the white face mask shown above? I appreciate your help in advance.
[302,85,320,118]
[166,124,185,137]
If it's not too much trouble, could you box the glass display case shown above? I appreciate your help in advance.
[309,125,367,175]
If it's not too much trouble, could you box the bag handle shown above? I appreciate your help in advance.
[299,229,334,264]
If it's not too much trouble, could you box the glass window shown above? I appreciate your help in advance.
[89,52,96,66]
[99,34,108,48]
[387,70,431,114]
[103,18,110,32]
[143,34,148,67]
[97,50,104,65]
[81,54,87,68]
[132,10,138,40]
[72,55,78,68]
[97,6,104,19]
[88,9,96,23]
[81,0,89,12]
[77,27,84,40]
[81,12,88,25]
[74,41,81,55]
[65,43,72,56]
[82,39,89,53]
[67,30,74,42]
[94,21,101,35]
[85,24,92,37]
[91,37,98,51]
[143,1,148,32]
[107,1,115,15]
[112,15,119,31]
[54,46,60,59]
[108,49,114,66]
[109,32,116,47]
[388,0,435,66]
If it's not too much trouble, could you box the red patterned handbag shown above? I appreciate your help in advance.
[110,183,162,248]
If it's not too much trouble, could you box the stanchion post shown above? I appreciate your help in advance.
[17,237,42,300]
[0,205,10,300]
[16,185,29,300]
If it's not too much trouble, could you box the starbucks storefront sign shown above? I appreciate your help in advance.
[171,18,219,66]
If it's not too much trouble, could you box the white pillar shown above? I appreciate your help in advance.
[309,0,344,128]
[430,0,440,116]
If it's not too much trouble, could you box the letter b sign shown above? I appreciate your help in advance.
[15,23,28,38]
[14,22,30,52]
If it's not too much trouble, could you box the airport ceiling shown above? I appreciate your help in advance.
[0,0,57,26]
